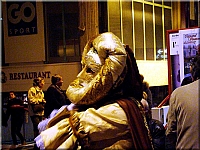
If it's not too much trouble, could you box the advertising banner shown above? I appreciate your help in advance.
[179,28,200,83]
[1,62,81,92]
[6,2,37,37]
[167,27,200,94]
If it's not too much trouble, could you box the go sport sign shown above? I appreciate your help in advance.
[7,2,37,36]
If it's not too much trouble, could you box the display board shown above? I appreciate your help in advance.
[167,27,200,95]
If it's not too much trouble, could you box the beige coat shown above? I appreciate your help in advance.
[28,86,45,116]
[166,79,200,149]
[35,103,133,149]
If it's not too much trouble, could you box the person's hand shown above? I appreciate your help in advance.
[67,103,78,111]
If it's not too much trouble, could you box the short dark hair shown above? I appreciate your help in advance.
[33,77,44,86]
[190,55,200,80]
[9,91,16,97]
[9,91,15,95]
[51,74,62,85]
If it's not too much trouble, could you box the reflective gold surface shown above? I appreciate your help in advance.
[66,32,127,105]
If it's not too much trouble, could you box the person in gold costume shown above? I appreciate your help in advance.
[35,32,153,149]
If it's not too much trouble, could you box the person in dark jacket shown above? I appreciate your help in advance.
[5,91,26,147]
[44,74,71,118]
[2,107,7,127]
[141,98,166,150]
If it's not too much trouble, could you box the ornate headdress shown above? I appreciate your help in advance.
[67,32,143,105]
[66,32,127,105]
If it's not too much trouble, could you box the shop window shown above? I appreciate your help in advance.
[44,2,80,63]
[164,2,171,7]
[145,4,154,60]
[122,1,133,50]
[134,2,144,60]
[155,1,162,5]
[155,6,163,60]
[107,0,172,61]
[107,1,121,39]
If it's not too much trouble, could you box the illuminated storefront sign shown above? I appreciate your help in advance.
[1,71,51,83]
[9,71,51,80]
[7,2,37,36]
[1,63,81,92]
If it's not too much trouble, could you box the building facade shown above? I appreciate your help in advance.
[1,0,199,143]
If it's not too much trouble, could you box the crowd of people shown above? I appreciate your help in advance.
[2,32,200,150]
[2,74,69,148]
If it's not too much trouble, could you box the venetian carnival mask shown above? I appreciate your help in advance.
[66,32,127,105]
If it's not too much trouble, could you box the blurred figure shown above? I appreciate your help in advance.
[166,55,200,149]
[181,46,200,86]
[141,99,166,150]
[4,91,26,148]
[181,59,194,86]
[140,74,153,108]
[44,74,70,118]
[196,44,200,56]
[180,75,192,86]
[28,77,46,138]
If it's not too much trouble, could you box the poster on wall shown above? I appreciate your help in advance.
[170,33,179,55]
[167,27,200,96]
[179,28,200,84]
[169,32,181,90]
[1,63,81,92]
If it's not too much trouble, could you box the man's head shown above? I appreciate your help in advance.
[9,91,16,99]
[66,32,142,105]
[33,77,45,88]
[190,55,200,81]
[51,74,63,87]
[141,98,152,120]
